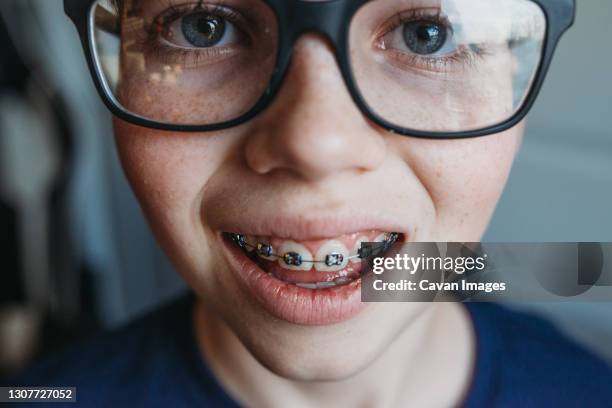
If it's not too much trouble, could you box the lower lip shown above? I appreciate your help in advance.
[220,235,368,325]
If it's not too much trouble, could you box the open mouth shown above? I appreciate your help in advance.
[223,230,400,289]
[219,227,405,325]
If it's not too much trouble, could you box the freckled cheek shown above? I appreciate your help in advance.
[454,138,516,203]
[397,127,521,237]
[113,120,230,232]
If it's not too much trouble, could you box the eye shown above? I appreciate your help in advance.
[403,21,448,55]
[164,11,239,48]
[382,19,456,57]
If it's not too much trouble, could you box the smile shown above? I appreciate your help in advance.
[226,231,399,288]
[216,214,408,325]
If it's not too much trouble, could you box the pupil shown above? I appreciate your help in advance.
[416,25,438,42]
[403,21,447,55]
[198,19,215,37]
[182,13,226,47]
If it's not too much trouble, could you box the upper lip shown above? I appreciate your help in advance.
[208,209,409,240]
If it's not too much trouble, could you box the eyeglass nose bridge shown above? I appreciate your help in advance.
[276,0,362,41]
[263,0,369,114]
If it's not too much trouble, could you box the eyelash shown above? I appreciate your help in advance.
[134,4,489,72]
[140,1,246,66]
[149,0,241,34]
[376,8,489,73]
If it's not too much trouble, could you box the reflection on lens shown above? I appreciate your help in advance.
[349,0,546,133]
[91,0,278,125]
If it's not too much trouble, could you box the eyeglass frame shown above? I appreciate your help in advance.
[64,0,575,139]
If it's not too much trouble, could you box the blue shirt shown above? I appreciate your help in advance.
[10,293,612,407]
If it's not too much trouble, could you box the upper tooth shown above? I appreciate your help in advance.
[231,234,247,248]
[315,240,349,272]
[256,238,276,261]
[278,241,312,271]
[373,233,389,254]
[245,235,258,252]
[374,233,387,242]
[351,236,369,263]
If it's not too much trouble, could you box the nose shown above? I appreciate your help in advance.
[244,34,386,182]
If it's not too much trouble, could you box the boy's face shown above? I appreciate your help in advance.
[113,25,523,381]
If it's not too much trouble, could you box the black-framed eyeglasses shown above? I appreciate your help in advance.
[64,0,575,139]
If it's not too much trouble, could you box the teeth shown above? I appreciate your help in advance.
[232,234,247,248]
[232,232,398,269]
[367,233,392,257]
[278,241,312,271]
[315,240,349,272]
[374,233,387,242]
[296,283,318,289]
[245,235,258,252]
[351,236,369,263]
[256,237,276,261]
[386,232,399,246]
[334,276,350,285]
[295,281,344,290]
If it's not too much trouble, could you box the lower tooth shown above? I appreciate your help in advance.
[334,277,350,285]
[295,282,338,289]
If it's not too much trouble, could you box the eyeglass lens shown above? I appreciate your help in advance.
[91,0,546,132]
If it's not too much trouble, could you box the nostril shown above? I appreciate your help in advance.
[244,127,386,180]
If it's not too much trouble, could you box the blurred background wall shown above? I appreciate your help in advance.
[0,0,610,376]
[484,0,612,366]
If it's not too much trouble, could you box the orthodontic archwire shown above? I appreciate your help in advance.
[229,232,399,267]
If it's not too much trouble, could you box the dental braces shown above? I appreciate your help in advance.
[229,232,399,267]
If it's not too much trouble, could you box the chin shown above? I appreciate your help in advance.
[207,260,428,382]
[231,315,402,382]
[246,340,373,381]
